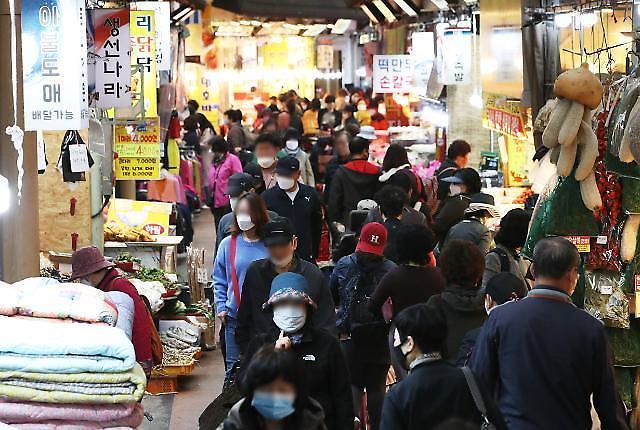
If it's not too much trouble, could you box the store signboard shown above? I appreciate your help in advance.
[482,93,525,138]
[22,0,89,130]
[132,2,170,71]
[410,32,435,92]
[114,119,160,158]
[107,198,171,236]
[505,135,529,186]
[373,55,413,93]
[437,28,472,85]
[317,44,334,70]
[114,157,160,180]
[130,10,157,117]
[89,9,131,108]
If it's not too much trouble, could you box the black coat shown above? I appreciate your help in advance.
[435,158,458,200]
[242,327,354,430]
[236,257,336,354]
[381,360,506,430]
[328,161,381,226]
[261,183,323,262]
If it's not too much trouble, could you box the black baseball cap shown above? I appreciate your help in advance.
[227,173,256,197]
[442,168,480,186]
[486,272,528,305]
[264,217,296,247]
[275,156,300,175]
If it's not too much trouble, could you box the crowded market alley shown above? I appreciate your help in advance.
[2,0,640,429]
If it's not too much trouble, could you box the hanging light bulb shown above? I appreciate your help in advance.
[0,174,9,214]
[554,12,573,28]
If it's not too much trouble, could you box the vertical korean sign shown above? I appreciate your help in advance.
[89,9,131,108]
[130,10,157,118]
[114,119,160,180]
[437,28,472,85]
[22,0,89,130]
[373,55,413,93]
[133,2,171,72]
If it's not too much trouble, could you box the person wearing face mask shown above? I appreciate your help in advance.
[214,193,270,384]
[282,128,315,186]
[219,345,326,430]
[236,217,336,356]
[380,304,506,430]
[208,136,243,229]
[318,95,341,130]
[455,272,527,367]
[441,194,499,255]
[215,173,279,253]
[432,168,492,245]
[470,238,628,430]
[244,133,282,190]
[69,246,154,375]
[242,273,353,430]
[261,157,322,263]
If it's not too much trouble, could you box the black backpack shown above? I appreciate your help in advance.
[348,266,387,339]
[488,248,511,272]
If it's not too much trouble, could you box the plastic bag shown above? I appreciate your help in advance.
[583,270,630,329]
[523,177,557,259]
[606,79,640,178]
[529,151,558,194]
[622,177,640,214]
[545,175,599,237]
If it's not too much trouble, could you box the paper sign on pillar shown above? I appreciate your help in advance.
[22,0,89,130]
[114,119,160,180]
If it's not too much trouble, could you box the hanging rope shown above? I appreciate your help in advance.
[5,0,24,204]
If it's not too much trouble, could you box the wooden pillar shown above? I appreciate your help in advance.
[0,0,41,282]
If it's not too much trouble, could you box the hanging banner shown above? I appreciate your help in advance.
[107,198,172,236]
[22,0,89,130]
[130,10,157,118]
[114,119,160,158]
[482,93,525,138]
[114,157,160,180]
[132,2,170,71]
[373,55,413,93]
[89,9,131,108]
[437,28,472,85]
[410,32,435,92]
[317,44,334,70]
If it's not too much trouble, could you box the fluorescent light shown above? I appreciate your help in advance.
[173,6,195,22]
[332,19,352,34]
[390,0,418,16]
[373,0,396,22]
[303,24,327,37]
[430,0,449,11]
[360,4,380,24]
[554,12,573,28]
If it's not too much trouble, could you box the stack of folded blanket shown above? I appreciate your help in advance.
[0,278,146,429]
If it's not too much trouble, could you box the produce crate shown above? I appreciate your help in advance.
[147,376,178,395]
[152,362,196,377]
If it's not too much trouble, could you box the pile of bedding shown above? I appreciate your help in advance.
[0,278,146,429]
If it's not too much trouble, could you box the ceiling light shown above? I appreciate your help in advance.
[172,6,195,23]
[430,0,449,11]
[554,12,573,28]
[360,4,380,24]
[390,0,418,16]
[332,19,353,34]
[373,0,397,22]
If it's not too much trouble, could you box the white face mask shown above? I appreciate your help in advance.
[277,176,296,191]
[230,197,239,212]
[449,184,462,196]
[273,305,307,333]
[258,156,276,169]
[285,139,299,151]
[236,213,255,231]
[271,254,294,269]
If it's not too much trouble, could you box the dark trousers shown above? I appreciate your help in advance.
[211,205,231,230]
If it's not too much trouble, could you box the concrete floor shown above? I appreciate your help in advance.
[142,209,226,430]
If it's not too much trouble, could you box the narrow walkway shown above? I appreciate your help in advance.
[142,209,225,430]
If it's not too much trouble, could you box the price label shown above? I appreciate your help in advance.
[563,236,590,253]
[197,268,209,284]
[600,282,613,295]
[69,144,90,173]
[596,236,608,245]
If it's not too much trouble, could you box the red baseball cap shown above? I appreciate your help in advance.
[356,222,388,256]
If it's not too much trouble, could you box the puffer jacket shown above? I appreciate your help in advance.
[220,398,327,430]
[328,160,381,225]
[425,285,486,362]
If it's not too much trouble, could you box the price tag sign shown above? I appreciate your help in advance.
[563,236,590,253]
[197,268,209,284]
[600,281,613,295]
[596,236,608,245]
[69,144,90,172]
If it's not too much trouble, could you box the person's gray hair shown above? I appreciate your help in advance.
[532,237,580,280]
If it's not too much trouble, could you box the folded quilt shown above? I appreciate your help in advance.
[3,278,117,325]
[0,364,146,404]
[0,316,135,373]
[104,292,134,340]
[0,400,143,428]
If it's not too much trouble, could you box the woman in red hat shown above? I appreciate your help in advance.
[329,222,397,430]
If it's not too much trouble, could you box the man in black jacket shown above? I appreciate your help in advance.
[261,156,323,263]
[435,139,471,200]
[236,217,336,354]
[381,304,506,430]
[470,237,628,430]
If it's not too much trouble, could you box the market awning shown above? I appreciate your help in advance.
[212,0,367,21]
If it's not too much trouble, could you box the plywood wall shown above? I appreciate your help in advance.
[38,130,93,253]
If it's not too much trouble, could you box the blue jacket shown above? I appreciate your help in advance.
[470,285,628,430]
